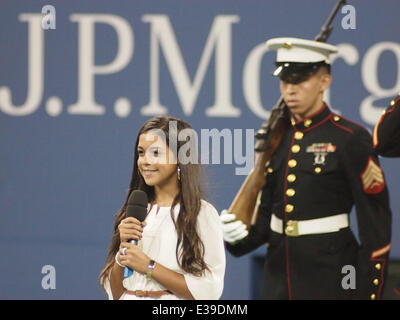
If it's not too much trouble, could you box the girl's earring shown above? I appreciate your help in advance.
[177,167,181,181]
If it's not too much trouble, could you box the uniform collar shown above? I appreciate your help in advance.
[290,104,332,132]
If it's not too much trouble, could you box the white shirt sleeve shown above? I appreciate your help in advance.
[102,274,114,300]
[184,201,226,300]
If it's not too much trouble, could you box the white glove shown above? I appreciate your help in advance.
[220,209,249,244]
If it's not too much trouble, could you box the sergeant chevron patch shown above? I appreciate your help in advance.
[360,157,385,194]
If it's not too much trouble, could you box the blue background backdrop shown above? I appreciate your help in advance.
[0,0,399,299]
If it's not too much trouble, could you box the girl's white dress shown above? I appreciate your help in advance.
[103,200,226,300]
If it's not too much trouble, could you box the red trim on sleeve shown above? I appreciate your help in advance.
[369,243,390,300]
[370,243,391,259]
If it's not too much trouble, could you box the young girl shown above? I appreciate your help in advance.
[99,116,225,300]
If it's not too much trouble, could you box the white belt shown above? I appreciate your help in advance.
[270,213,349,237]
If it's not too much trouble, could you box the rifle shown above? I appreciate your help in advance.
[229,0,347,229]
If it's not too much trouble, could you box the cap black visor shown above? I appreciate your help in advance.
[273,61,330,84]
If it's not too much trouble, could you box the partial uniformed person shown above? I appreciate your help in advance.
[221,37,392,299]
[373,95,400,297]
[373,94,400,157]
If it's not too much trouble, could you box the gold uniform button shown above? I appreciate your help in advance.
[375,263,382,270]
[304,119,312,127]
[291,145,301,153]
[291,119,296,126]
[333,115,340,122]
[288,159,297,168]
[314,167,322,174]
[286,188,296,197]
[294,131,304,140]
[373,279,379,286]
[285,204,294,213]
[370,294,376,300]
[267,167,274,174]
[391,100,396,106]
[287,174,296,183]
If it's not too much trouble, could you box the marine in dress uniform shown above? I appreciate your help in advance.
[373,95,400,297]
[373,94,400,157]
[222,38,392,300]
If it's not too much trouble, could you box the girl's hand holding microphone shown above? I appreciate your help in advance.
[118,217,145,243]
[116,217,150,274]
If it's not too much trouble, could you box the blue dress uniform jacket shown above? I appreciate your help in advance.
[373,95,400,157]
[226,104,392,300]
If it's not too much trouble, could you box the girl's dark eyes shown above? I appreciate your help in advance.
[137,149,161,156]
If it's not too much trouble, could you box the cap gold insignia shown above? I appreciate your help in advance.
[282,42,292,49]
[361,157,385,194]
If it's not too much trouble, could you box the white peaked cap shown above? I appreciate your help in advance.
[265,37,338,63]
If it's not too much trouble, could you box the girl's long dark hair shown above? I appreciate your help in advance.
[99,116,208,285]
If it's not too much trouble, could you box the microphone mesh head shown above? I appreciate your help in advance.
[126,190,148,222]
